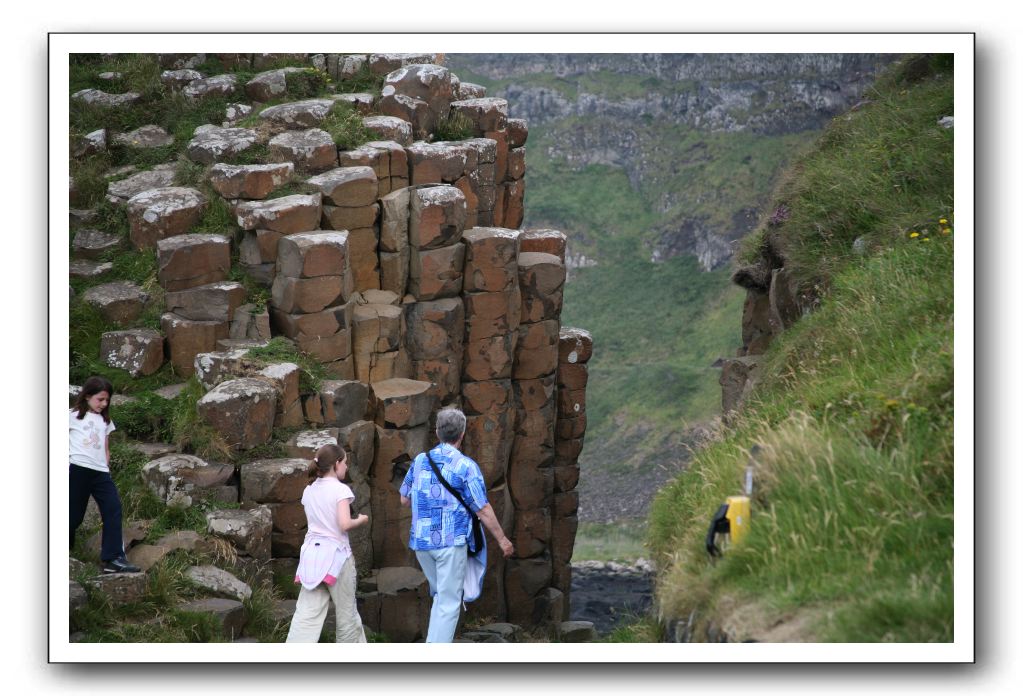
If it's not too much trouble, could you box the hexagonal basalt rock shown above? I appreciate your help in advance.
[259,98,335,129]
[72,128,107,158]
[457,82,488,101]
[176,597,248,639]
[239,459,308,504]
[558,327,593,365]
[268,128,337,173]
[71,228,120,259]
[186,125,258,165]
[161,68,203,90]
[370,378,435,429]
[206,506,272,560]
[277,231,350,279]
[449,98,509,135]
[186,565,252,602]
[244,67,305,103]
[161,313,229,377]
[208,162,294,200]
[142,453,235,506]
[197,378,278,450]
[318,380,369,428]
[409,185,466,250]
[183,74,237,99]
[235,193,322,234]
[517,252,566,324]
[126,186,208,250]
[462,227,520,293]
[82,282,149,324]
[306,166,377,207]
[156,234,231,292]
[285,428,339,459]
[72,88,141,108]
[106,167,177,205]
[508,118,529,148]
[409,243,465,301]
[99,329,164,377]
[86,572,147,605]
[112,124,174,149]
[362,115,413,147]
[164,281,247,323]
[330,92,375,114]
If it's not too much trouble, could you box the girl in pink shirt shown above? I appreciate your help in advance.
[286,444,369,643]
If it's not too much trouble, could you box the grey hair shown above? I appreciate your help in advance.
[435,408,467,444]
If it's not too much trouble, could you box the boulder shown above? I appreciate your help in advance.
[560,621,598,643]
[224,102,253,124]
[268,128,337,173]
[156,234,231,292]
[330,92,375,114]
[127,441,179,459]
[558,327,594,365]
[81,282,149,324]
[507,118,529,148]
[406,141,469,185]
[162,281,246,324]
[449,98,509,135]
[457,82,487,100]
[186,565,252,601]
[518,252,566,323]
[161,68,203,90]
[127,186,208,250]
[186,125,258,165]
[208,162,294,200]
[235,193,322,234]
[72,89,140,108]
[142,453,235,506]
[112,124,174,149]
[409,185,466,250]
[183,74,238,99]
[124,544,171,572]
[285,428,339,459]
[99,329,164,377]
[244,67,306,102]
[362,115,413,147]
[462,227,520,293]
[206,506,272,560]
[106,167,177,205]
[71,128,107,158]
[370,378,435,429]
[380,64,453,138]
[162,319,229,378]
[240,459,310,505]
[176,597,247,640]
[259,98,334,129]
[71,228,120,259]
[86,573,147,605]
[306,166,378,207]
[277,231,350,279]
[153,529,209,553]
[69,259,112,279]
[197,378,278,450]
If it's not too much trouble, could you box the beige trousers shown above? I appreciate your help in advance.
[285,556,367,643]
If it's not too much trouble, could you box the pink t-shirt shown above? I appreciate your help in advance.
[302,477,355,543]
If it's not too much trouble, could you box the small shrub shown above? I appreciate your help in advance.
[320,102,373,150]
[432,111,474,142]
[247,336,326,393]
[170,378,232,460]
[284,67,333,100]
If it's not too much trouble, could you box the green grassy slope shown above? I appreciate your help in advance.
[647,54,955,642]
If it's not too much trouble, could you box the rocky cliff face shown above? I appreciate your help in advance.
[446,53,898,271]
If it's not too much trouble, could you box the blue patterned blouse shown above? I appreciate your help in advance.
[399,443,489,551]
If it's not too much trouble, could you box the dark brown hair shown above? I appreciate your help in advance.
[74,375,114,424]
[306,443,346,482]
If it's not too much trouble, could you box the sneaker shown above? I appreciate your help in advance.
[102,556,141,574]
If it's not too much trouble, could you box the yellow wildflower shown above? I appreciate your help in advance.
[942,228,951,235]
[923,238,931,242]
[909,231,920,238]
[939,218,948,224]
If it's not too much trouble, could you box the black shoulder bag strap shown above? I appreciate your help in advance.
[425,450,484,557]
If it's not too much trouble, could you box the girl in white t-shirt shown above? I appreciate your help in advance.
[286,443,369,643]
[69,376,140,574]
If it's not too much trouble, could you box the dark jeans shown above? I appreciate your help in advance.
[69,464,125,562]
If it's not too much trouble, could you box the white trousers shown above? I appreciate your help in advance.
[416,545,467,643]
[285,556,367,643]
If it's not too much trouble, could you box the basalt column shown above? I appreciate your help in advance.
[505,249,566,626]
[552,326,592,616]
[459,226,521,621]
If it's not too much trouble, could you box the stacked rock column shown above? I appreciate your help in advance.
[459,226,521,621]
[448,98,518,229]
[504,247,566,625]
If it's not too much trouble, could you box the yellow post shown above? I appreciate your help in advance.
[725,495,751,545]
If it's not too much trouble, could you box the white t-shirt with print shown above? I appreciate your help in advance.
[69,409,116,472]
